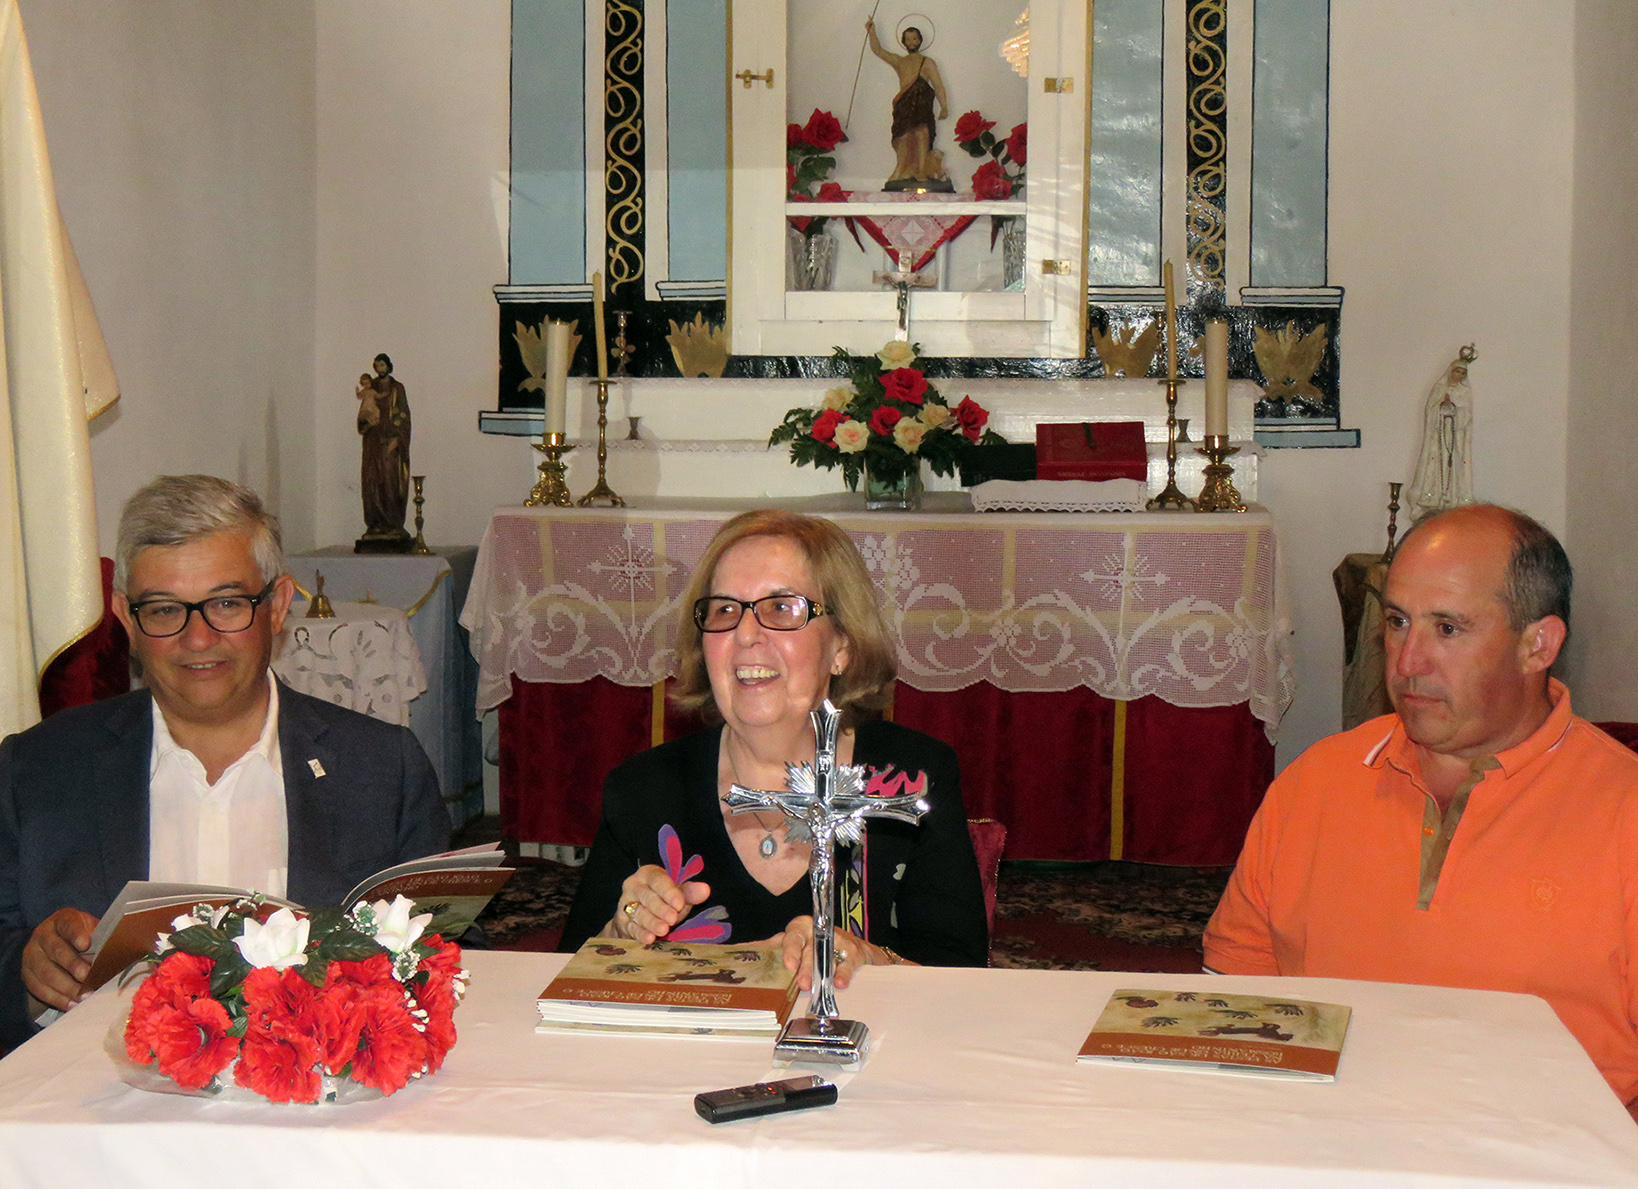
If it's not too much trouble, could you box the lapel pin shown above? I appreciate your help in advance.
[307,759,326,779]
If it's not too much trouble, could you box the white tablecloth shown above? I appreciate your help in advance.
[461,496,1295,740]
[2,952,1633,1187]
[273,600,426,727]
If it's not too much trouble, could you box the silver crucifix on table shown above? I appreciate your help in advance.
[725,699,928,1065]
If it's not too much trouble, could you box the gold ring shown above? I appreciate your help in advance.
[623,901,638,919]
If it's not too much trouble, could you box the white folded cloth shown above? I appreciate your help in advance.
[968,478,1147,513]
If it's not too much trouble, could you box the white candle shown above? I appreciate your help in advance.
[543,319,574,436]
[591,271,608,381]
[1162,260,1177,381]
[1204,319,1229,438]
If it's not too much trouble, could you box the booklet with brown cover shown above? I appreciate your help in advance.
[1078,988,1352,1080]
[83,844,514,992]
[537,937,801,1037]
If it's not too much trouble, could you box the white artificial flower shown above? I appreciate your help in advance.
[893,419,928,453]
[876,340,916,370]
[233,908,310,970]
[834,419,870,454]
[821,386,852,412]
[920,401,951,429]
[364,895,433,955]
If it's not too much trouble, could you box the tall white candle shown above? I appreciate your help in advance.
[1204,319,1229,437]
[543,319,573,436]
[591,271,609,381]
[1162,260,1177,381]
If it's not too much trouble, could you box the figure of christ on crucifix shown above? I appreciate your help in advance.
[866,18,954,193]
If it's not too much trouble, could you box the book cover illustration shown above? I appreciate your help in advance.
[1079,988,1352,1079]
[538,938,800,1029]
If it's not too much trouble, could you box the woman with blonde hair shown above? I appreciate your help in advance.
[561,511,987,986]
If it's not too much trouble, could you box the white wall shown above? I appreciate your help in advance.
[21,0,317,553]
[1563,0,1638,722]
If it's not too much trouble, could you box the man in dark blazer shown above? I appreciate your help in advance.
[0,476,449,1052]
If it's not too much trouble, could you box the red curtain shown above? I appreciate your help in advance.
[38,558,130,719]
[498,676,1272,864]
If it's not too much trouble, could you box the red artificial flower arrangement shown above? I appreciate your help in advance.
[121,896,467,1104]
[788,109,860,241]
[956,110,1027,197]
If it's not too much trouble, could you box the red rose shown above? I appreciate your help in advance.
[816,181,847,203]
[955,395,990,442]
[811,408,844,446]
[800,109,845,152]
[869,406,903,436]
[954,110,995,144]
[236,1023,323,1104]
[149,996,239,1090]
[788,215,813,235]
[971,160,1012,201]
[349,992,430,1095]
[1005,123,1027,166]
[880,368,928,406]
[787,122,804,149]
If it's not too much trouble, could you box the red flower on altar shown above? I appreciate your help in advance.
[412,938,464,1071]
[816,181,847,203]
[350,991,431,1095]
[869,406,903,436]
[810,408,844,446]
[881,368,928,406]
[125,952,216,1064]
[955,396,990,442]
[972,160,1013,200]
[148,996,239,1090]
[799,108,845,152]
[786,162,798,194]
[954,110,996,145]
[236,1023,323,1104]
[1005,123,1028,167]
[787,122,804,149]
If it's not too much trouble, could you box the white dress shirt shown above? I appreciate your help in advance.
[147,672,289,897]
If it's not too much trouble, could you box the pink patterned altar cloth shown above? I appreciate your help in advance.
[460,499,1295,740]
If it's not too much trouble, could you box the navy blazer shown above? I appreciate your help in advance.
[0,683,450,1050]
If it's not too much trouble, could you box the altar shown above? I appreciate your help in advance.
[461,496,1293,864]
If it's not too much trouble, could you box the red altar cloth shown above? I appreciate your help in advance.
[498,677,1272,865]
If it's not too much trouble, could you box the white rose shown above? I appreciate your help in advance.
[893,419,928,453]
[821,386,852,411]
[834,419,870,454]
[233,907,310,970]
[363,894,433,954]
[920,401,951,429]
[876,340,916,370]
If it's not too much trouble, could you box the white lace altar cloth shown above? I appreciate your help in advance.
[461,498,1295,740]
[969,479,1148,514]
[273,600,427,727]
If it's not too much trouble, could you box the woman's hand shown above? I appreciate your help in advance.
[771,916,887,992]
[608,864,711,943]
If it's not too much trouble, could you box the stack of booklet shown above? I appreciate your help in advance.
[1079,988,1353,1080]
[537,938,800,1038]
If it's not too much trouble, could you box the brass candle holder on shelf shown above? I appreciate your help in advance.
[576,378,626,507]
[409,476,433,555]
[1195,435,1248,513]
[525,432,575,507]
[1146,377,1195,510]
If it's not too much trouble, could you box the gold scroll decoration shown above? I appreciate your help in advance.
[1186,0,1227,288]
[604,0,644,293]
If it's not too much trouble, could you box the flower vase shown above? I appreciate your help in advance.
[788,225,838,292]
[863,459,923,511]
[1001,218,1026,291]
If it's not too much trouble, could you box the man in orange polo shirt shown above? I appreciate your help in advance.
[1205,504,1638,1110]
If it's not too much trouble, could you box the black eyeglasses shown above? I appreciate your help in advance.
[693,594,829,633]
[127,580,279,638]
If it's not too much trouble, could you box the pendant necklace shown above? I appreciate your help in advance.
[724,740,782,860]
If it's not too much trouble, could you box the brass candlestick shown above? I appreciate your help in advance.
[1195,435,1247,513]
[1146,377,1194,510]
[409,476,433,555]
[576,379,626,507]
[1384,482,1404,561]
[525,432,575,507]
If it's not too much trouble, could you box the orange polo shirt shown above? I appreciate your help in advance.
[1204,681,1638,1102]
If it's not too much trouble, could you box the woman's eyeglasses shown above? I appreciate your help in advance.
[693,594,829,633]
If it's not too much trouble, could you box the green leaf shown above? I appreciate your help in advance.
[297,956,329,988]
[209,953,253,1000]
[168,926,237,962]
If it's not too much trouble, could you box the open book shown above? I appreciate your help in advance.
[83,843,513,992]
[537,937,800,1038]
[1078,988,1352,1080]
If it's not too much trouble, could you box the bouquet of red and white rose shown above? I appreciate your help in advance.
[121,896,466,1104]
[769,340,1005,489]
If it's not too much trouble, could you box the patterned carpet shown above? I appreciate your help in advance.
[472,848,1233,973]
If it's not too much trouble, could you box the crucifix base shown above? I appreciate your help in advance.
[774,1016,869,1066]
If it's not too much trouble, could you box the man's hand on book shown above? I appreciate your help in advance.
[23,908,98,1016]
[610,865,711,944]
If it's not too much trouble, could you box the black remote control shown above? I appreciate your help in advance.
[694,1075,838,1124]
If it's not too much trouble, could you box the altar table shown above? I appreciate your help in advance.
[462,497,1295,863]
[1,952,1634,1188]
[272,599,426,726]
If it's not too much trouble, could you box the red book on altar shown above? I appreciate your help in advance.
[1035,421,1149,482]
